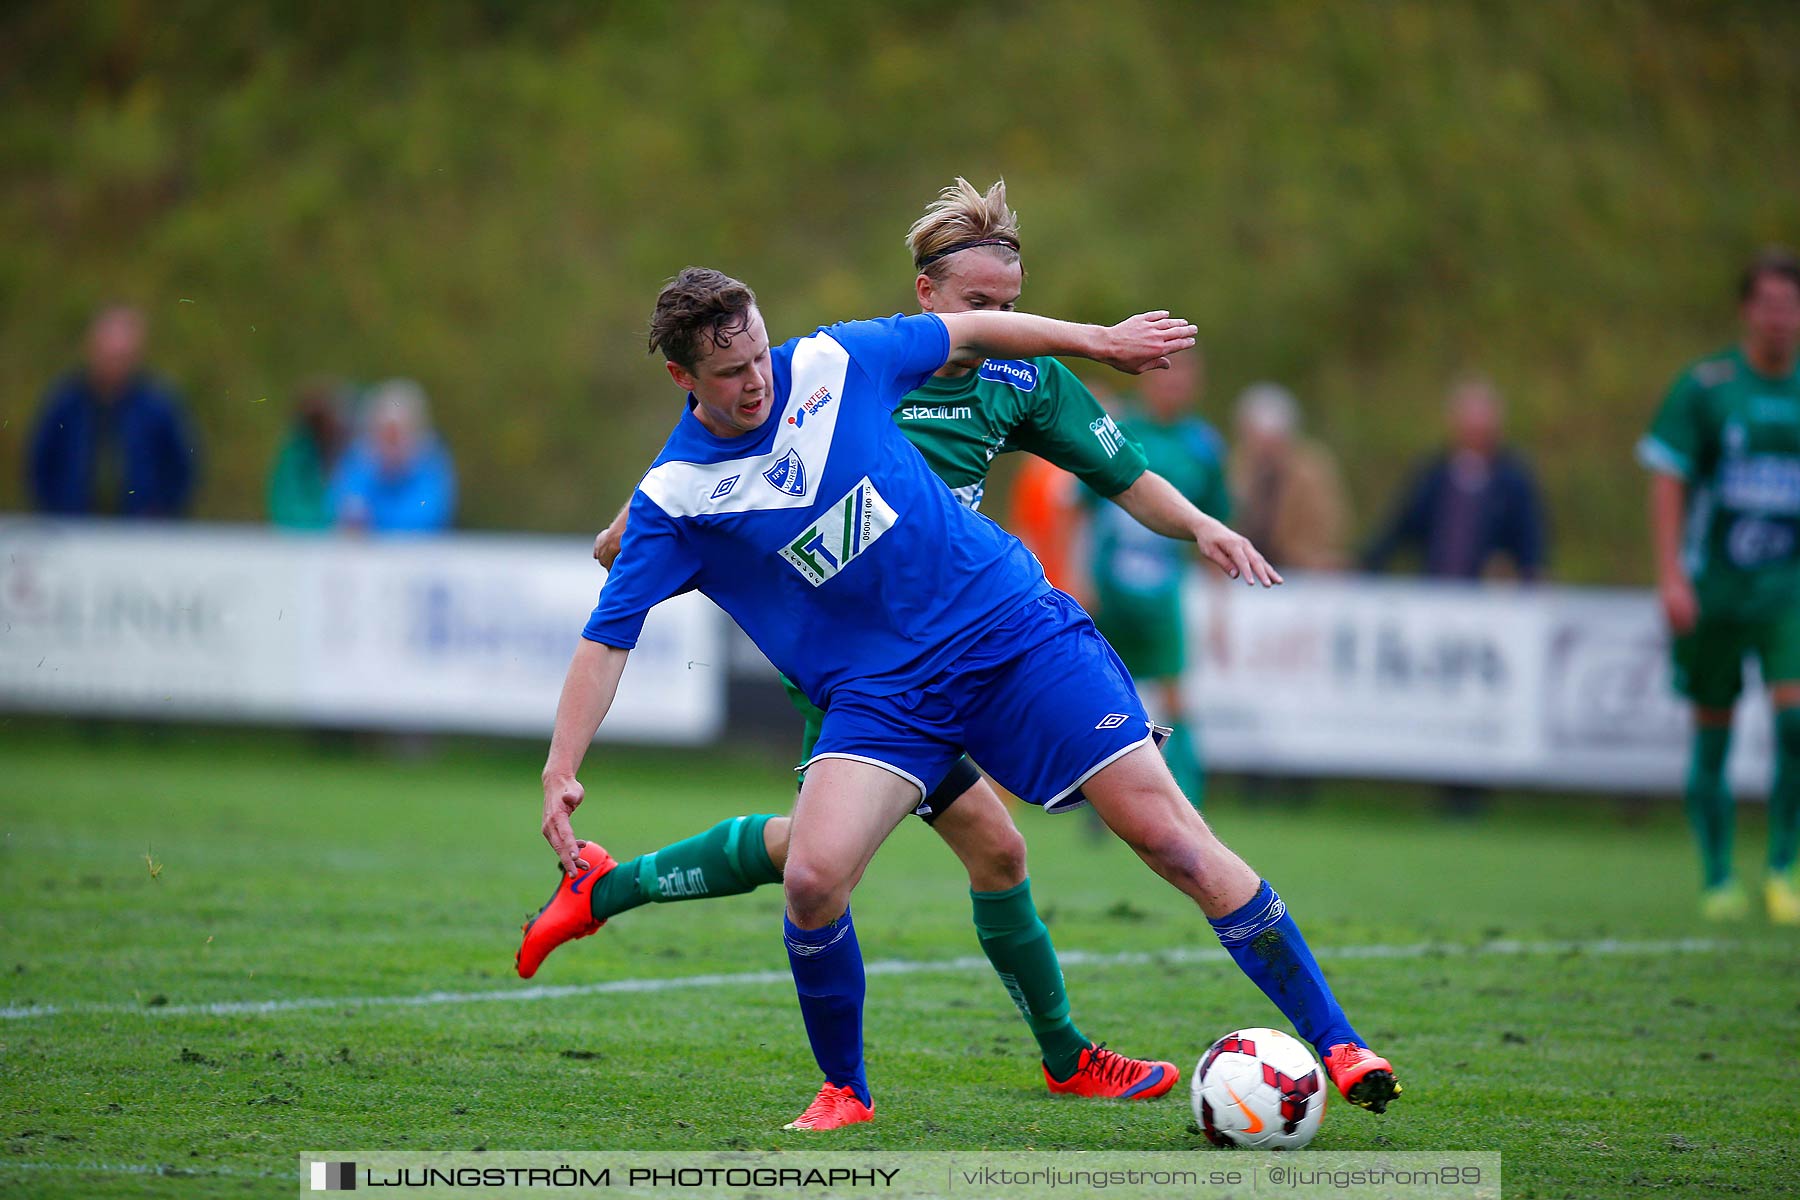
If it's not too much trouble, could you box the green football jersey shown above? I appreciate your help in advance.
[1639,345,1800,619]
[1085,412,1231,600]
[895,356,1148,509]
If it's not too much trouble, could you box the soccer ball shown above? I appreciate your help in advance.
[1192,1027,1326,1150]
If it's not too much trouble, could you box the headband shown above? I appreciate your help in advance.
[915,236,1022,271]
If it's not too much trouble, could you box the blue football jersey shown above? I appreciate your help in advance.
[583,314,1053,705]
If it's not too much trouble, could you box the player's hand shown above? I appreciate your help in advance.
[1196,514,1283,587]
[540,772,590,875]
[1098,312,1199,375]
[593,526,623,569]
[1659,572,1699,636]
[594,508,630,569]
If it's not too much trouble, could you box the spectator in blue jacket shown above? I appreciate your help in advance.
[27,305,199,517]
[1362,376,1548,581]
[330,379,456,535]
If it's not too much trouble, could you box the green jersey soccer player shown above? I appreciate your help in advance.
[1639,248,1800,923]
[1085,357,1233,804]
[539,179,1278,1100]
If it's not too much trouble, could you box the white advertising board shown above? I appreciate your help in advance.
[0,519,724,743]
[1,519,1771,791]
[1186,573,1772,795]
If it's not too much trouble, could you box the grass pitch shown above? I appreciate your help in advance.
[1,725,1797,1198]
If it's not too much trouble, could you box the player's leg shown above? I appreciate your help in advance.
[518,680,822,976]
[1672,619,1746,918]
[780,754,929,1130]
[1080,744,1398,1111]
[928,772,1083,1072]
[924,768,1177,1098]
[1766,693,1800,924]
[514,811,787,978]
[582,814,785,921]
[589,674,823,919]
[963,593,1398,1112]
[1759,612,1800,923]
[1687,707,1742,918]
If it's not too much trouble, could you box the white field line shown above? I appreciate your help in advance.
[0,936,1729,1023]
[0,1160,283,1179]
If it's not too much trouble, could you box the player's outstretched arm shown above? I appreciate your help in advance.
[541,639,631,875]
[938,310,1197,375]
[1111,471,1282,587]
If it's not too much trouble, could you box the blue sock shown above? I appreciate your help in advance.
[783,907,870,1108]
[1209,880,1361,1054]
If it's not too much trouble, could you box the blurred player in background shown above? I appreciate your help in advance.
[1639,248,1800,924]
[1083,351,1231,804]
[541,180,1263,1103]
[1006,455,1087,599]
[527,267,1397,1130]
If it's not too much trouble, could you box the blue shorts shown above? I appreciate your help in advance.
[805,590,1153,814]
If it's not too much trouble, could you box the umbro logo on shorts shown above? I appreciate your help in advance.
[1095,713,1130,730]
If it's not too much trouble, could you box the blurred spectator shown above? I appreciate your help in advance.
[26,305,198,517]
[329,380,456,535]
[1363,375,1547,817]
[267,379,349,530]
[1362,376,1548,581]
[1228,382,1351,571]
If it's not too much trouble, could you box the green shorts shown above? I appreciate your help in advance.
[1672,609,1800,708]
[1092,587,1185,681]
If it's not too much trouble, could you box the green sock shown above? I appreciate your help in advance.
[1770,710,1800,874]
[971,878,1090,1080]
[1164,722,1205,811]
[589,814,782,922]
[1685,726,1734,888]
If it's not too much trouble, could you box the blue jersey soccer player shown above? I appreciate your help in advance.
[522,179,1271,1104]
[530,269,1400,1129]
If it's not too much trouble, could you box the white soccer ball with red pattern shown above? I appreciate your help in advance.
[1193,1027,1326,1150]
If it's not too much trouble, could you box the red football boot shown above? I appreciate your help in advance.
[1044,1043,1179,1100]
[782,1082,875,1131]
[1323,1043,1402,1113]
[515,840,617,979]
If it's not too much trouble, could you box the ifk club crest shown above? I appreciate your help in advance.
[763,449,808,496]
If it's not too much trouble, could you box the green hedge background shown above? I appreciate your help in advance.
[4,1,1798,582]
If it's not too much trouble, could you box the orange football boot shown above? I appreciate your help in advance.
[1323,1043,1402,1113]
[782,1083,874,1131]
[1044,1043,1179,1100]
[515,840,617,979]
